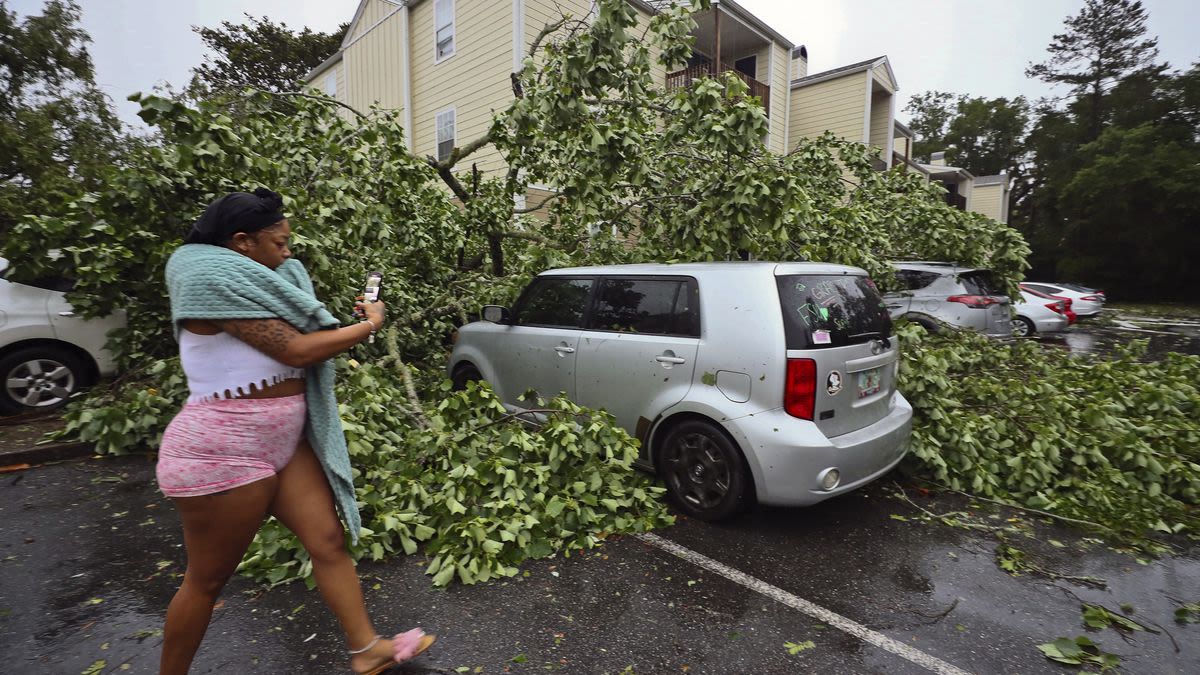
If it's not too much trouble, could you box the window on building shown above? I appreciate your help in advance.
[435,0,455,61]
[436,109,456,163]
[323,72,337,97]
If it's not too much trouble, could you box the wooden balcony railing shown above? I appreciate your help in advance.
[666,63,770,112]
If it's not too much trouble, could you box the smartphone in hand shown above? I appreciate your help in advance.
[362,271,384,304]
[358,271,383,343]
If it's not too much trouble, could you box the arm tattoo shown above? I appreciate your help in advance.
[220,319,301,361]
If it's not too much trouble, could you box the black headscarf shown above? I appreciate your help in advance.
[185,188,286,245]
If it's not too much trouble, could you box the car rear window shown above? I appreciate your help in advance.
[777,275,892,349]
[959,270,999,295]
[892,269,940,291]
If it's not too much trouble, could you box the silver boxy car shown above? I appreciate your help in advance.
[882,262,1013,337]
[448,262,913,520]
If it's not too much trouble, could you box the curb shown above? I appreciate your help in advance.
[0,441,96,468]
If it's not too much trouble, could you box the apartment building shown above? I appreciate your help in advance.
[307,0,905,176]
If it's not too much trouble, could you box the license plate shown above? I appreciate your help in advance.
[857,367,882,398]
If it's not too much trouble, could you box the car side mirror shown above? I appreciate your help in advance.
[481,305,510,324]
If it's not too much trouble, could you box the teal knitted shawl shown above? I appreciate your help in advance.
[165,244,361,541]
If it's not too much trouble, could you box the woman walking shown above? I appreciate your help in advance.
[158,188,434,675]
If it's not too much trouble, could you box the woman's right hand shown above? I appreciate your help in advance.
[358,300,386,328]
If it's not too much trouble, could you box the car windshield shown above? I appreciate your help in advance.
[776,274,892,349]
[959,270,999,295]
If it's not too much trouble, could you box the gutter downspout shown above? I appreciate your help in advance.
[401,3,413,151]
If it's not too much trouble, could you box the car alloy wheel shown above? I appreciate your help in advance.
[3,353,78,412]
[657,420,749,521]
[1012,317,1034,337]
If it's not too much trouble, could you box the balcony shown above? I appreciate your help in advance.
[944,191,967,210]
[665,63,770,112]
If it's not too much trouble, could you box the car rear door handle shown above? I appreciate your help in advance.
[554,345,575,354]
[656,355,686,364]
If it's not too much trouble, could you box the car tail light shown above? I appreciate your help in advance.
[1081,295,1103,301]
[947,295,998,309]
[785,358,817,420]
[1045,302,1064,315]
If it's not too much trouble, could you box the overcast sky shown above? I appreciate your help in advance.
[10,0,1199,127]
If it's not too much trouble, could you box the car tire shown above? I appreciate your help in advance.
[656,419,751,521]
[907,315,940,334]
[451,363,482,391]
[0,346,89,415]
[1012,316,1035,337]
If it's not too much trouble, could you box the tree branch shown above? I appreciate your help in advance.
[514,190,563,214]
[251,88,371,120]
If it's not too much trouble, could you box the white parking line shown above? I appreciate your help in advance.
[636,532,973,675]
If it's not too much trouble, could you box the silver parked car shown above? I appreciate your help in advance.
[0,257,123,414]
[448,262,913,520]
[882,262,1012,337]
[1012,291,1069,337]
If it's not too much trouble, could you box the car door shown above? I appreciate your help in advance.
[487,276,592,406]
[574,276,700,436]
[0,263,55,344]
[42,276,124,374]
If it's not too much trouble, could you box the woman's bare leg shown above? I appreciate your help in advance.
[270,441,398,672]
[160,477,277,675]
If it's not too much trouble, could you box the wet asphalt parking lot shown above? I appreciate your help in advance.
[2,456,1197,675]
[1,306,1198,674]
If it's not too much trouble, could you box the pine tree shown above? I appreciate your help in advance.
[1025,0,1159,141]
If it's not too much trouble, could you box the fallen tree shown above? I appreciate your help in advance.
[20,1,1191,587]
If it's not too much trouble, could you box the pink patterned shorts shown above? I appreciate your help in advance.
[156,394,307,498]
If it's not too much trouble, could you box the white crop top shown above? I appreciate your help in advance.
[179,330,304,403]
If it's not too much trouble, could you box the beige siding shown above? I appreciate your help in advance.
[524,0,591,66]
[410,0,514,176]
[309,59,345,101]
[788,73,868,149]
[869,91,891,155]
[871,64,896,92]
[342,0,406,114]
[893,134,910,159]
[970,184,1005,222]
[633,6,669,87]
[792,55,807,79]
[768,42,788,154]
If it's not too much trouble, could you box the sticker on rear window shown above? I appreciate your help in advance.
[812,330,832,345]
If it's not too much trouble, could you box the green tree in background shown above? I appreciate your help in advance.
[904,90,956,163]
[0,0,125,236]
[907,0,1196,297]
[1057,123,1200,297]
[904,92,1029,178]
[1025,0,1159,141]
[187,14,347,100]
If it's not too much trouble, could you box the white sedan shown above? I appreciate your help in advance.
[1021,282,1105,317]
[0,257,124,415]
[1013,291,1070,337]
